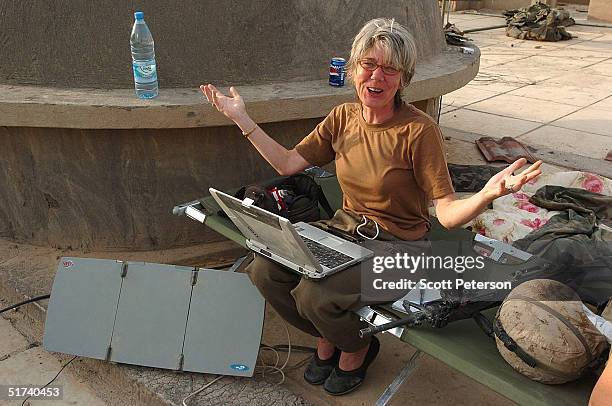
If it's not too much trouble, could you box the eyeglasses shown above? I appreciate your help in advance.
[358,59,401,75]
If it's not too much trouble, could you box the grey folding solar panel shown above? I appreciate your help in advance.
[44,257,265,376]
[182,269,264,377]
[109,262,194,370]
[43,257,123,359]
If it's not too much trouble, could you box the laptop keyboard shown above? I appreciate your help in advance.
[300,236,353,269]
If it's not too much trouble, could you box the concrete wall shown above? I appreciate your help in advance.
[538,0,590,6]
[447,0,531,11]
[447,1,482,11]
[481,0,531,9]
[0,121,321,250]
[0,0,445,88]
[447,0,590,11]
[588,0,612,22]
[0,98,442,251]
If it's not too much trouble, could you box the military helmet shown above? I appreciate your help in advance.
[494,279,608,384]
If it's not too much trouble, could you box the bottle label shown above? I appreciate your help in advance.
[132,61,157,84]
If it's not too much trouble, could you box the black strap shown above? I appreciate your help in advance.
[473,312,494,338]
[493,313,538,368]
[507,295,594,362]
[316,186,335,219]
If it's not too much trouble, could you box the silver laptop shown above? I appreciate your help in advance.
[209,188,373,279]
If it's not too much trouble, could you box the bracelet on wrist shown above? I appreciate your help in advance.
[242,124,258,139]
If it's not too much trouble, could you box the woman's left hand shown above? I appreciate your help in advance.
[481,158,543,202]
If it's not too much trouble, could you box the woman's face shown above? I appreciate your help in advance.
[353,44,402,112]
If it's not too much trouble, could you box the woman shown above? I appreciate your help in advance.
[202,18,541,395]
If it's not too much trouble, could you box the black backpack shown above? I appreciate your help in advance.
[222,173,335,223]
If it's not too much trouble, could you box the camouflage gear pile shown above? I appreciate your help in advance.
[514,185,612,307]
[444,23,471,46]
[503,1,575,42]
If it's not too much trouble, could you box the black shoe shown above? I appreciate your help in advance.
[323,336,380,396]
[304,347,341,385]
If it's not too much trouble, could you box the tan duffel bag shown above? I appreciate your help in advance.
[494,279,609,384]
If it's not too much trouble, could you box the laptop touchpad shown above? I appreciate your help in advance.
[318,236,344,247]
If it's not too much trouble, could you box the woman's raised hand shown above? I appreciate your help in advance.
[482,158,543,201]
[200,84,247,123]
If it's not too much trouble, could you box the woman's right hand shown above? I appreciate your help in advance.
[201,84,311,176]
[200,84,247,124]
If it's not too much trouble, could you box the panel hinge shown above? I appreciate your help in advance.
[177,353,184,371]
[120,262,128,278]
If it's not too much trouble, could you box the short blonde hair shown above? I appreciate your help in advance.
[347,18,417,91]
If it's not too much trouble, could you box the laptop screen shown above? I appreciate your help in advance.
[218,194,282,231]
[212,189,317,269]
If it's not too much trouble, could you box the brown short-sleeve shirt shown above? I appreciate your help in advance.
[295,103,454,240]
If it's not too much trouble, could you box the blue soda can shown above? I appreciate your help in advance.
[329,57,346,87]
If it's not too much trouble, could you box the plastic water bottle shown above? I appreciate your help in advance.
[130,11,158,99]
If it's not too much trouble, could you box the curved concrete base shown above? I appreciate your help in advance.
[0,46,479,250]
[0,47,479,129]
[0,119,326,250]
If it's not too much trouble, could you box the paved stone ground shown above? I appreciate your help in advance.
[441,12,612,162]
[0,317,106,406]
[0,241,313,406]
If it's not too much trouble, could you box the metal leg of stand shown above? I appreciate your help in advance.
[227,255,249,272]
[374,349,424,406]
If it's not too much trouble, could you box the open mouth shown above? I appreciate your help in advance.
[367,87,383,94]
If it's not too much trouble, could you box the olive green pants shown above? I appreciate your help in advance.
[244,236,431,352]
[246,253,370,352]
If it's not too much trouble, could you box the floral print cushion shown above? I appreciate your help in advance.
[464,171,612,243]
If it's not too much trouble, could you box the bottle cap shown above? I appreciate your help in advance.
[134,11,144,20]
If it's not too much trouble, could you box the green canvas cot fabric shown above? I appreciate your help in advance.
[193,177,601,405]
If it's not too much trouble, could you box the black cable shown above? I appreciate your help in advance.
[271,344,315,353]
[0,295,50,314]
[463,24,507,34]
[259,343,315,353]
[21,355,77,406]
